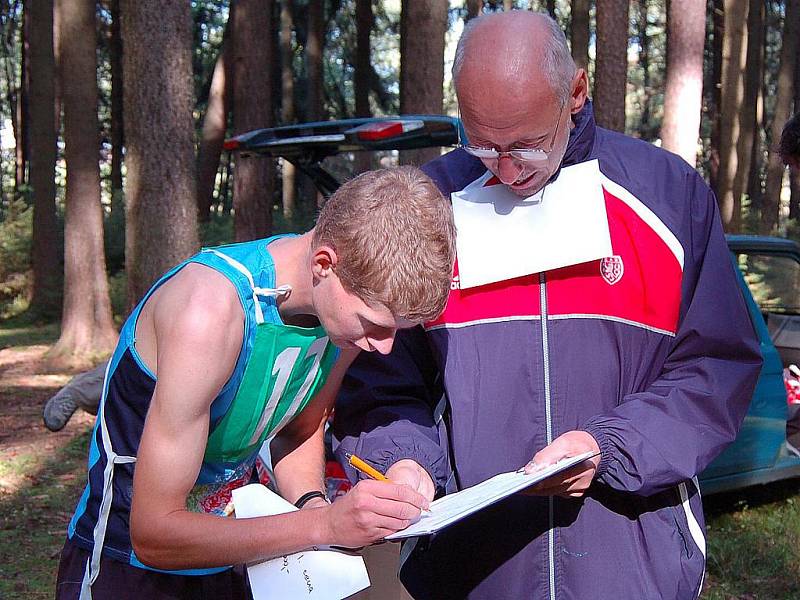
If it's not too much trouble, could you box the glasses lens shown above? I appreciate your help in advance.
[509,149,549,162]
[463,146,499,159]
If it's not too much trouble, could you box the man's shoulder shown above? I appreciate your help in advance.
[595,127,700,180]
[422,149,488,195]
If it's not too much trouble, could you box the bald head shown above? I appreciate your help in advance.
[453,12,576,105]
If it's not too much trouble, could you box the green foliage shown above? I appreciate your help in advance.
[108,271,127,323]
[0,199,32,318]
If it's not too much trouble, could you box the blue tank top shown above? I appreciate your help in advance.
[67,236,320,575]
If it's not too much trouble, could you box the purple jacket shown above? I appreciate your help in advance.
[333,103,762,599]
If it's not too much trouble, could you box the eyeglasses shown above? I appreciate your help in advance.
[459,101,566,164]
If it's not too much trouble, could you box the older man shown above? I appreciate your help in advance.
[334,11,762,600]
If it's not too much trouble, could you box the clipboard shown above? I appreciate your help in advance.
[386,451,598,540]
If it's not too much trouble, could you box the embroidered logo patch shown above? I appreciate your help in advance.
[600,255,624,285]
[450,275,460,290]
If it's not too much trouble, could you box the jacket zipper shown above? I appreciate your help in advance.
[539,272,556,600]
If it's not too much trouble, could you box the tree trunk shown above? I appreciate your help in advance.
[121,0,199,308]
[790,43,800,221]
[15,1,29,198]
[466,0,481,20]
[353,0,373,175]
[661,0,705,166]
[762,0,799,234]
[746,0,765,211]
[196,25,230,223]
[280,0,297,218]
[231,0,274,242]
[109,0,123,207]
[571,0,589,71]
[731,0,763,225]
[302,0,325,207]
[306,0,324,121]
[28,0,61,317]
[399,0,447,166]
[715,0,748,231]
[50,0,117,361]
[503,0,513,9]
[594,0,628,132]
[637,0,652,139]
[708,0,724,188]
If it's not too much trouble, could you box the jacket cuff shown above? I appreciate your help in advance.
[350,437,445,495]
[580,423,613,478]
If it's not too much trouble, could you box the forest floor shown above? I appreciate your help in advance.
[1,321,800,599]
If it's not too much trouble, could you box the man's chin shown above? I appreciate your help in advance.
[508,178,545,198]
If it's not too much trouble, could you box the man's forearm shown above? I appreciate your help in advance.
[271,425,327,504]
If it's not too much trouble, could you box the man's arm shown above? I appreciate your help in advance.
[270,349,360,507]
[130,271,428,570]
[333,326,445,501]
[531,172,763,497]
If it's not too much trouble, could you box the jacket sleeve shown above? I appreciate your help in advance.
[582,172,764,496]
[331,325,449,493]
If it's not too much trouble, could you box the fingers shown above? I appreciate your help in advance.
[354,479,430,511]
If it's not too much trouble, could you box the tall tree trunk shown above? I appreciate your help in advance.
[231,0,274,241]
[731,0,763,225]
[594,0,628,132]
[121,0,199,308]
[28,0,61,317]
[399,0,447,166]
[661,0,705,166]
[762,0,799,234]
[196,24,230,223]
[50,0,117,360]
[708,0,724,188]
[571,0,590,71]
[790,43,800,221]
[300,0,325,207]
[637,0,652,139]
[353,0,373,175]
[466,0,481,20]
[715,0,748,231]
[746,0,765,211]
[306,0,324,121]
[280,0,297,218]
[109,0,123,207]
[15,1,28,198]
[503,0,513,9]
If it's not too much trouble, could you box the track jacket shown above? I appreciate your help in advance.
[333,102,762,600]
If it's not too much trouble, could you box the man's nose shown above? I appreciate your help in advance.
[496,155,523,185]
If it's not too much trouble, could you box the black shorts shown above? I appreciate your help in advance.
[54,537,253,600]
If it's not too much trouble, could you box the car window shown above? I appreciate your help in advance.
[736,252,800,314]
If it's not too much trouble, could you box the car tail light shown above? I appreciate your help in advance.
[352,120,425,141]
[223,138,240,150]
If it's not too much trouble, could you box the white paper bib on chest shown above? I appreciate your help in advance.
[451,159,613,289]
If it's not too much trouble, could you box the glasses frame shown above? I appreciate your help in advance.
[459,100,567,164]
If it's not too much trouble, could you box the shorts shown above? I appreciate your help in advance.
[54,537,253,600]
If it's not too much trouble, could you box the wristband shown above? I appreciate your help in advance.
[294,490,329,509]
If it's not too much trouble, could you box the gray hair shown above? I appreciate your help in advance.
[452,12,576,104]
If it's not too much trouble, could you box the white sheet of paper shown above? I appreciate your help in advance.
[451,160,612,289]
[232,484,370,600]
[385,452,597,540]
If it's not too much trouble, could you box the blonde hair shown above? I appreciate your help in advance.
[312,166,456,323]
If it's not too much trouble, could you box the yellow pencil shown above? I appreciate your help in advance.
[345,452,389,482]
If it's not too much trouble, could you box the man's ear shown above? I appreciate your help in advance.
[570,69,589,115]
[311,245,339,279]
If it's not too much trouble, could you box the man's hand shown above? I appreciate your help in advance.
[322,479,429,547]
[386,459,436,502]
[523,431,601,498]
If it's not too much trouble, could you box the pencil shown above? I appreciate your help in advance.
[345,452,389,482]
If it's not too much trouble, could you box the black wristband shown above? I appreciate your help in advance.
[294,490,329,509]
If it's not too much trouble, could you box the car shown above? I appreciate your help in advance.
[227,117,800,496]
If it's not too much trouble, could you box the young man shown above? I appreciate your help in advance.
[55,166,456,600]
[334,12,761,600]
